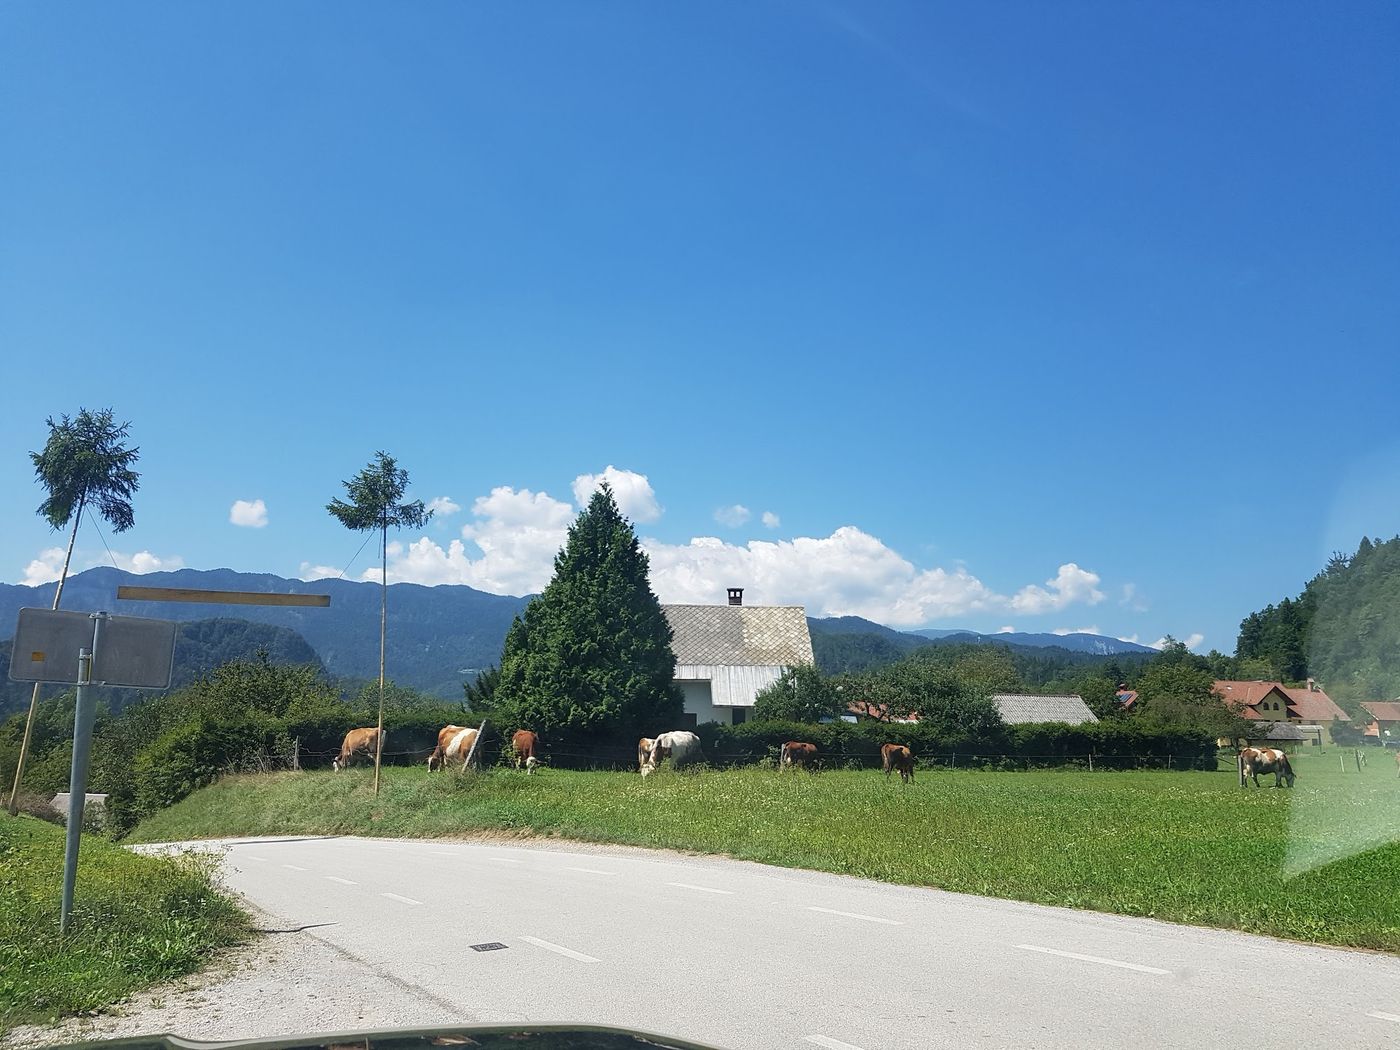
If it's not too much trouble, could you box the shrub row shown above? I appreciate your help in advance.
[693,719,1218,771]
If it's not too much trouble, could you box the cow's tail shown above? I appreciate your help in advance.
[779,743,790,768]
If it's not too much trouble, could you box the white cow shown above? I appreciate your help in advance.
[639,730,701,777]
[428,725,480,771]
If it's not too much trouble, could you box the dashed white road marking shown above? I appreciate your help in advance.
[429,850,457,857]
[565,866,617,876]
[487,857,524,863]
[807,906,901,926]
[1015,944,1169,975]
[381,892,423,906]
[281,864,307,871]
[1369,1012,1400,1024]
[667,882,735,895]
[805,1036,869,1050]
[325,876,357,885]
[520,935,600,963]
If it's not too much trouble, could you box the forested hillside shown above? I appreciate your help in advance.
[1237,536,1400,702]
[0,618,324,720]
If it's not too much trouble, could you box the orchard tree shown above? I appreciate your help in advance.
[496,484,681,745]
[8,408,140,815]
[753,664,845,722]
[327,450,431,793]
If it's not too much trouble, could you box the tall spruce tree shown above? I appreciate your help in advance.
[497,483,681,744]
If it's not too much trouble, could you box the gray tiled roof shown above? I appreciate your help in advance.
[991,694,1100,726]
[663,605,815,668]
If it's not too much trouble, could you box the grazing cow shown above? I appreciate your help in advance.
[779,741,818,770]
[639,731,701,777]
[428,725,480,771]
[881,743,915,783]
[1240,747,1295,788]
[333,727,385,771]
[512,730,540,773]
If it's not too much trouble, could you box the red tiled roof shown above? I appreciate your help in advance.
[1213,680,1290,719]
[1361,701,1400,723]
[1116,689,1138,710]
[1279,685,1349,722]
[847,700,919,723]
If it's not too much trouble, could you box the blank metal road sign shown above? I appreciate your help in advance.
[9,608,177,689]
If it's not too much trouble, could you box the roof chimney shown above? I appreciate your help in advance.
[727,587,743,606]
[1307,678,1317,692]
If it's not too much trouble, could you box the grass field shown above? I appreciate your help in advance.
[0,814,249,1036]
[128,750,1400,953]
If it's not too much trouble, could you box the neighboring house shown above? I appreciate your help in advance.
[663,589,815,728]
[990,694,1099,726]
[1361,701,1400,744]
[1241,721,1308,745]
[1213,679,1347,743]
[845,699,917,723]
[1115,687,1138,711]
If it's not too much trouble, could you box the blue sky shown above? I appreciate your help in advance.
[2,2,1397,653]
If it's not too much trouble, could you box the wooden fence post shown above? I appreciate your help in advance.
[1087,752,1093,772]
[465,719,487,770]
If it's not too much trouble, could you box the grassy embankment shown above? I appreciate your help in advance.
[129,750,1400,952]
[1,814,249,1036]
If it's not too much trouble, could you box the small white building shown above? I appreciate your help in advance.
[663,589,815,728]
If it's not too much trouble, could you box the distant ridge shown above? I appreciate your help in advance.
[0,566,531,698]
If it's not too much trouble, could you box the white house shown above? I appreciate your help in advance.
[663,589,815,728]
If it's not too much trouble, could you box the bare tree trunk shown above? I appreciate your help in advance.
[8,498,84,815]
[373,519,386,797]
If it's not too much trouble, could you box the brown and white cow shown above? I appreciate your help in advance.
[428,725,480,771]
[512,730,540,773]
[639,731,701,777]
[779,741,818,770]
[881,743,915,783]
[333,727,385,771]
[1240,747,1295,788]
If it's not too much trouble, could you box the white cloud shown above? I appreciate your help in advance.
[20,547,67,586]
[643,527,1008,625]
[714,505,751,528]
[1119,582,1148,612]
[19,547,183,585]
[761,511,780,529]
[1116,634,1141,645]
[1151,633,1206,652]
[111,550,184,574]
[1010,563,1104,614]
[229,499,268,528]
[572,466,661,523]
[299,562,343,580]
[298,473,1109,627]
[995,625,1015,634]
[426,496,461,518]
[1052,626,1100,636]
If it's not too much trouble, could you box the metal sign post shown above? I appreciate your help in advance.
[10,607,177,935]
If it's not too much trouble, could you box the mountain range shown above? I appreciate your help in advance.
[0,567,1154,698]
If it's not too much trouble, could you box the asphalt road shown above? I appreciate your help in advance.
[142,836,1400,1050]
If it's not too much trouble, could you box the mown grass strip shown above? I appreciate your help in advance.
[128,752,1400,952]
[0,814,248,1036]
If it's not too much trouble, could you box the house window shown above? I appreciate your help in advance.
[732,708,747,725]
[679,712,698,730]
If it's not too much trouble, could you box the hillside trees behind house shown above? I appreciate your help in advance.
[495,485,682,744]
[1237,536,1400,703]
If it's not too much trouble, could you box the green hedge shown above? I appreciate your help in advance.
[693,719,1217,771]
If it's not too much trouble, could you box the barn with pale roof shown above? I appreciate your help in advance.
[990,693,1099,726]
[663,588,815,727]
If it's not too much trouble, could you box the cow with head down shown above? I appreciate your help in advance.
[639,731,701,777]
[428,725,480,771]
[779,741,818,770]
[881,743,914,783]
[512,730,540,773]
[333,727,385,771]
